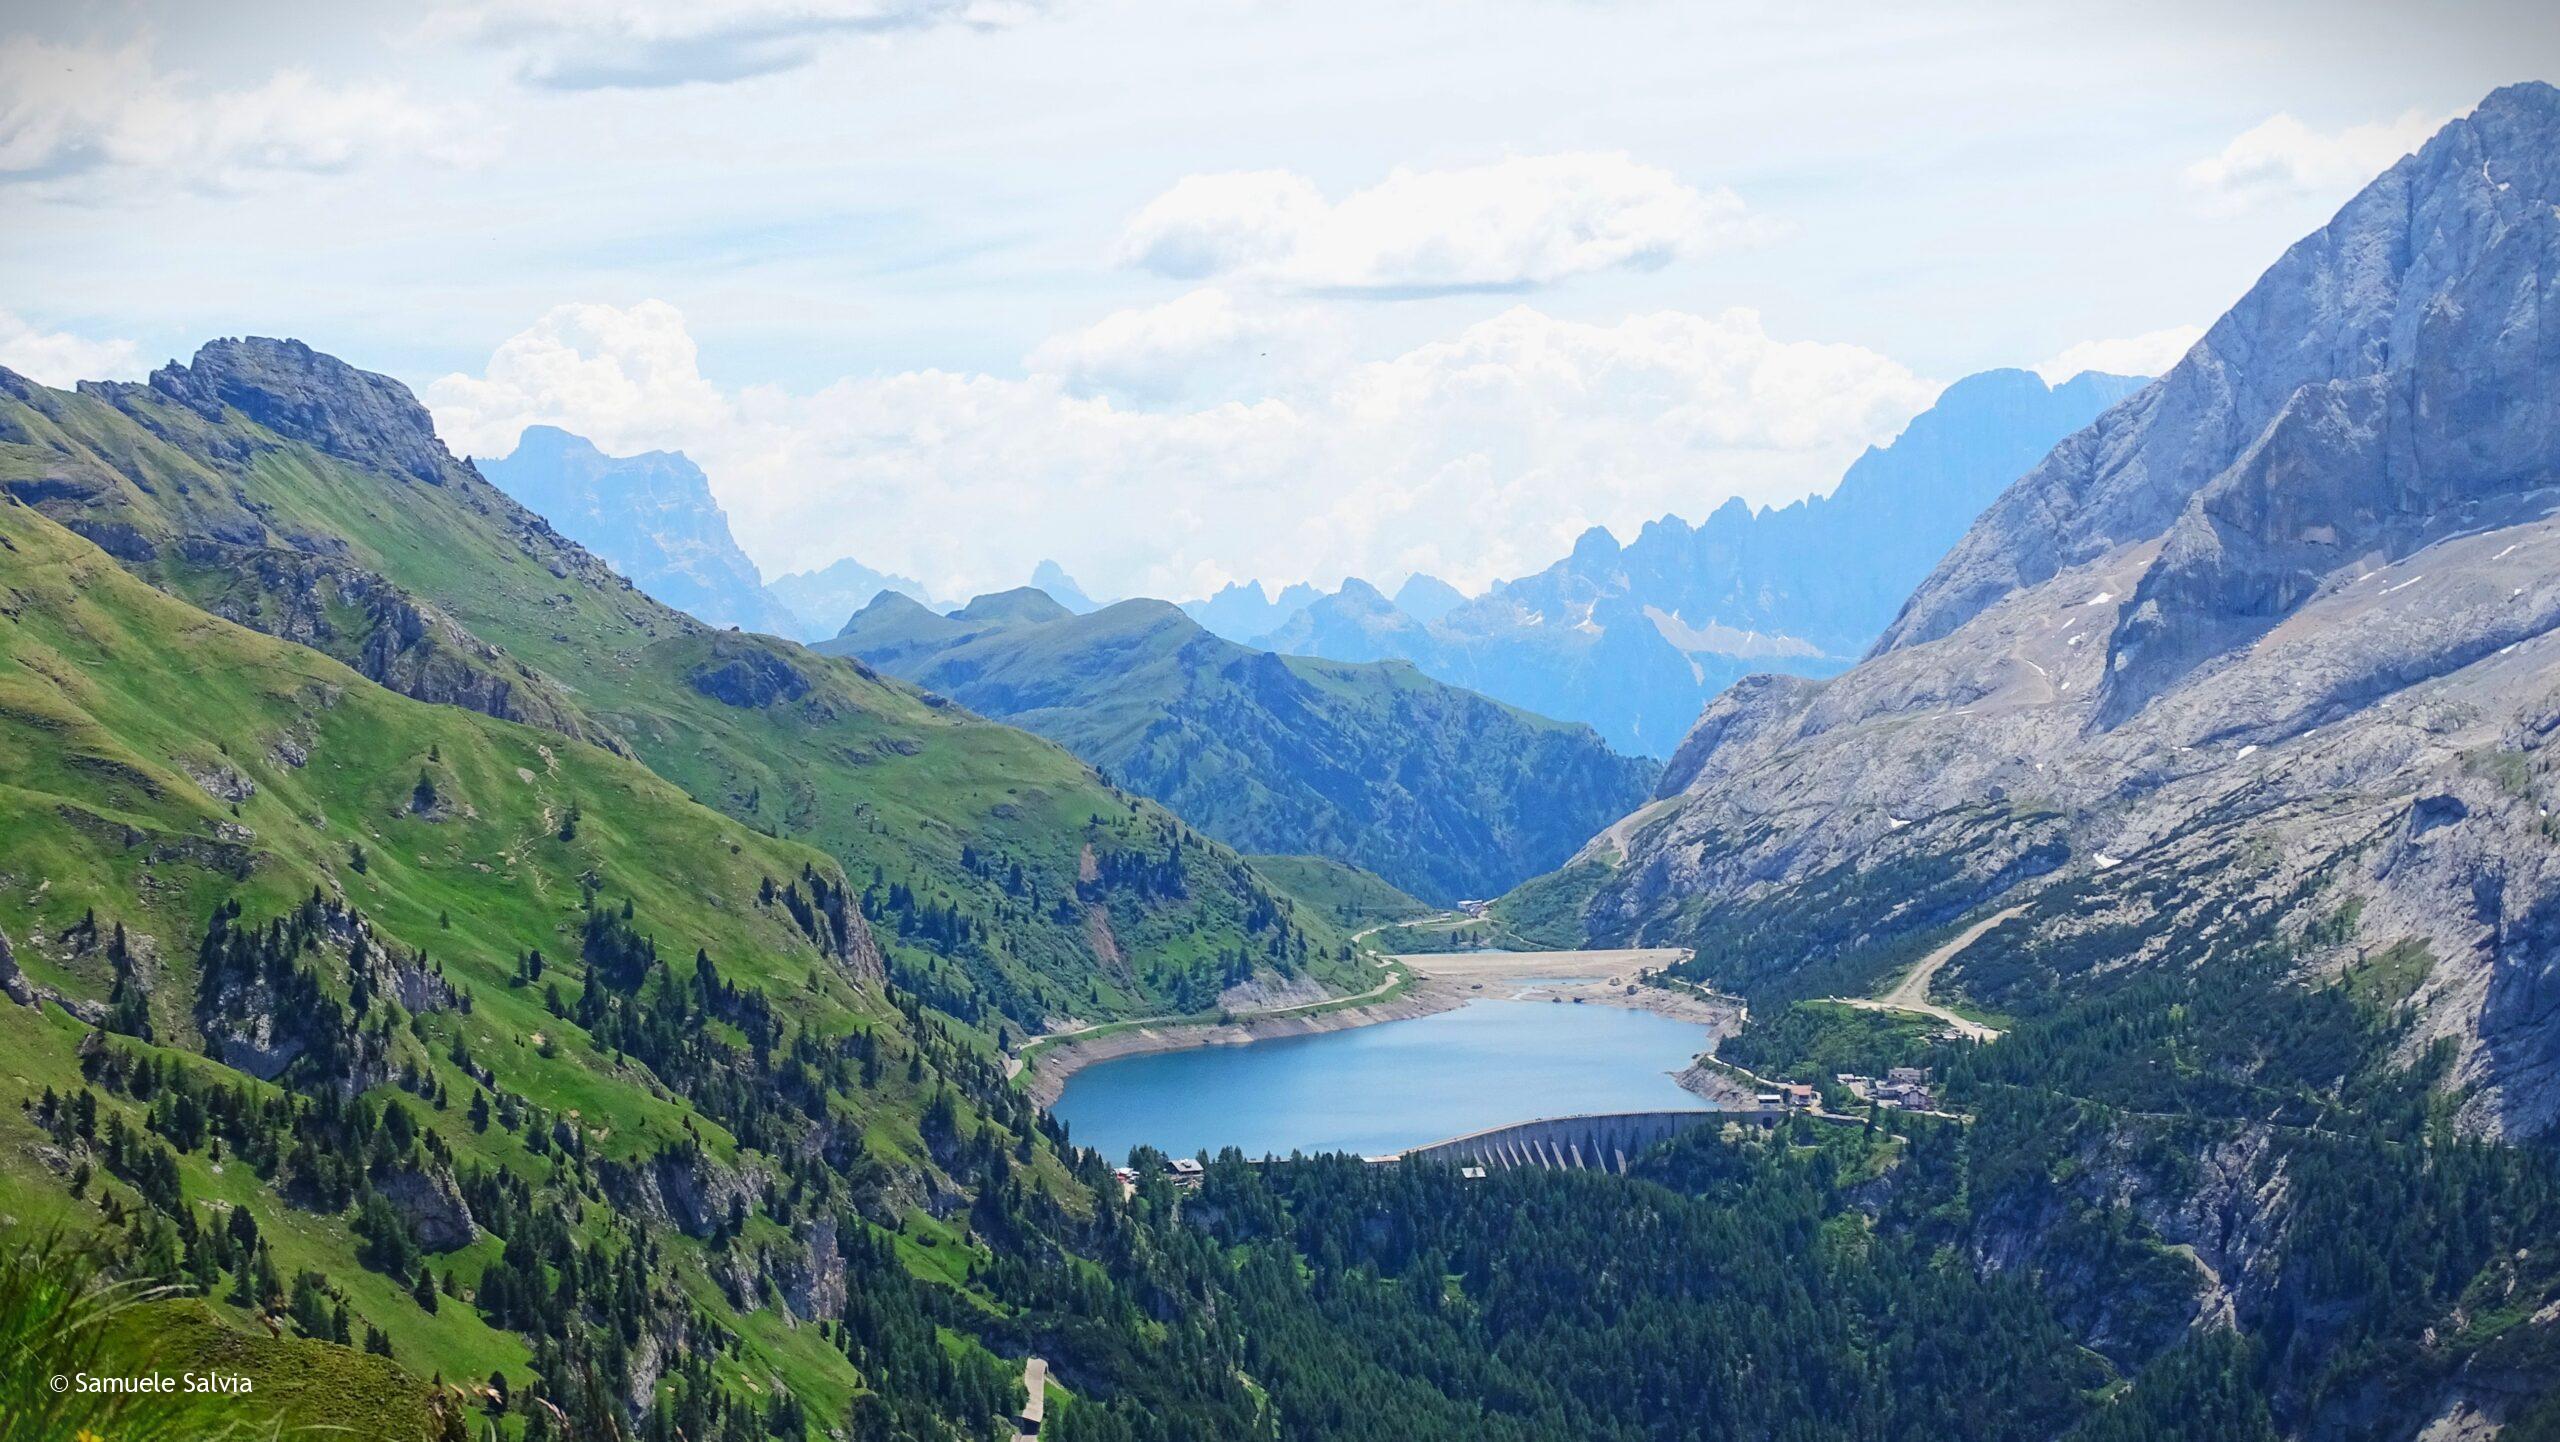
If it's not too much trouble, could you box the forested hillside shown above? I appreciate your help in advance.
[823,593,1656,903]
[0,494,1201,1438]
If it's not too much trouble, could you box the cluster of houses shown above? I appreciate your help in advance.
[1750,1083,1823,1112]
[1112,1156,1208,1190]
[1832,1066,1936,1112]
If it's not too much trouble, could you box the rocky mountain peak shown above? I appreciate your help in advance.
[1569,524,1622,562]
[1331,576,1393,607]
[1030,559,1100,612]
[1881,81,2560,661]
[148,336,467,489]
[1393,573,1468,625]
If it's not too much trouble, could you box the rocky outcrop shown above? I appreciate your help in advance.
[769,1216,848,1322]
[188,545,607,748]
[0,926,35,1007]
[687,640,813,709]
[376,1166,480,1251]
[599,1145,769,1241]
[149,337,471,489]
[195,903,422,1093]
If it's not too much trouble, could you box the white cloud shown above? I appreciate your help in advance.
[2182,110,2440,210]
[2033,324,2202,384]
[0,38,480,192]
[431,0,1041,89]
[0,310,145,388]
[427,299,734,457]
[430,299,1935,601]
[1024,288,1344,406]
[1115,153,1773,295]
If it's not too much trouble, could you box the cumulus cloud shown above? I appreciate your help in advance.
[2183,110,2440,210]
[426,299,734,457]
[1024,288,1344,407]
[0,38,479,192]
[430,299,1935,601]
[1115,153,1772,296]
[2033,324,2202,384]
[0,309,145,387]
[431,0,1041,89]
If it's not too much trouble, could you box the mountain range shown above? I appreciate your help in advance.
[1183,572,1468,642]
[474,370,2128,764]
[472,431,1117,644]
[823,588,1658,903]
[11,75,2560,1442]
[0,350,1384,1438]
[764,555,944,640]
[2,341,1351,1034]
[1253,366,2147,755]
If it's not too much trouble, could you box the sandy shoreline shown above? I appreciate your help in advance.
[1019,946,1739,1108]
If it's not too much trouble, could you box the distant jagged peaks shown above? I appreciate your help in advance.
[769,556,942,642]
[1030,560,1102,613]
[478,425,800,636]
[1180,572,1468,647]
[1255,365,2140,755]
[1184,578,1326,641]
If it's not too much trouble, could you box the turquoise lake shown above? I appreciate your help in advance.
[1051,998,1717,1162]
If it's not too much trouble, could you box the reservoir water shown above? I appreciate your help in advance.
[1052,997,1716,1162]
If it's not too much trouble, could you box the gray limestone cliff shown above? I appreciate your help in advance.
[1598,82,2560,1138]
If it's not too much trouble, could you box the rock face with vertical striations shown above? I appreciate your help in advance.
[1584,82,2560,1137]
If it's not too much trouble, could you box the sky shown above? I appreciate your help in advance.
[4,0,2555,601]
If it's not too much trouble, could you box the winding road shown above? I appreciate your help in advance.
[1828,904,2024,1042]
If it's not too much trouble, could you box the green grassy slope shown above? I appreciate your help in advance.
[0,492,1048,1426]
[1240,855,1434,931]
[0,348,1354,1034]
[823,595,1659,904]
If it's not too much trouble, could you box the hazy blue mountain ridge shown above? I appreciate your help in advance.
[1255,368,2143,754]
[477,425,802,635]
[766,555,943,641]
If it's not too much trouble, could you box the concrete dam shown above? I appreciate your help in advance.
[1395,1108,1790,1173]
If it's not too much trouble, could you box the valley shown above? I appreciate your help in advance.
[6,18,2560,1441]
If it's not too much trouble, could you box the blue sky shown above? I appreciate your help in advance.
[4,0,2553,599]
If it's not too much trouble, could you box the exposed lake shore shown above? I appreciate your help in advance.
[1020,948,1740,1109]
